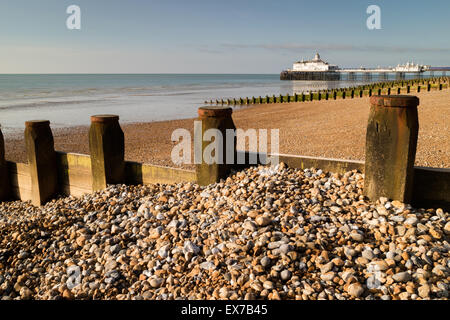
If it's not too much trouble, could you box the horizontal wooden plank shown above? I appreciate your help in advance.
[7,161,32,201]
[276,153,364,173]
[126,161,196,185]
[11,186,32,202]
[60,184,92,198]
[56,151,91,171]
[58,169,93,190]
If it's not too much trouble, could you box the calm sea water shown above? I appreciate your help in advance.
[0,73,438,135]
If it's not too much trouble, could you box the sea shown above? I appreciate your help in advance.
[0,73,438,136]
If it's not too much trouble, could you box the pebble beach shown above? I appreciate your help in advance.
[1,164,448,300]
[1,89,449,301]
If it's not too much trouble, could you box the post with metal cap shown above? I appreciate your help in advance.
[364,95,419,203]
[196,106,236,186]
[25,120,58,206]
[0,126,10,201]
[89,115,125,191]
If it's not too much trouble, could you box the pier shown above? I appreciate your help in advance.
[280,53,450,80]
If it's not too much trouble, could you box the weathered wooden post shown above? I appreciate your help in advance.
[359,90,363,98]
[317,91,321,101]
[342,91,346,99]
[89,115,125,192]
[279,94,283,103]
[309,92,313,101]
[25,120,58,206]
[0,126,10,201]
[294,93,298,102]
[333,91,337,100]
[325,92,329,100]
[364,95,419,203]
[196,106,236,186]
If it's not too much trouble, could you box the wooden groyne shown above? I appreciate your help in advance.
[0,94,449,209]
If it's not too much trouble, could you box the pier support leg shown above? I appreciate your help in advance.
[364,95,419,204]
[89,115,125,192]
[0,127,10,201]
[25,121,58,206]
[196,107,236,186]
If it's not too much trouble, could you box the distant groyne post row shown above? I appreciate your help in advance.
[1,93,449,210]
[206,77,449,106]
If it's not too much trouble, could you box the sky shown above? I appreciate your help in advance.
[0,0,449,73]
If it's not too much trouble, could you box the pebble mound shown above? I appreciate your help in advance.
[0,164,448,300]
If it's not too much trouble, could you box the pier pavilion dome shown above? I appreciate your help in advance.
[292,52,338,72]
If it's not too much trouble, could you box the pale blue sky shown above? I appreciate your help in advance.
[0,0,449,73]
